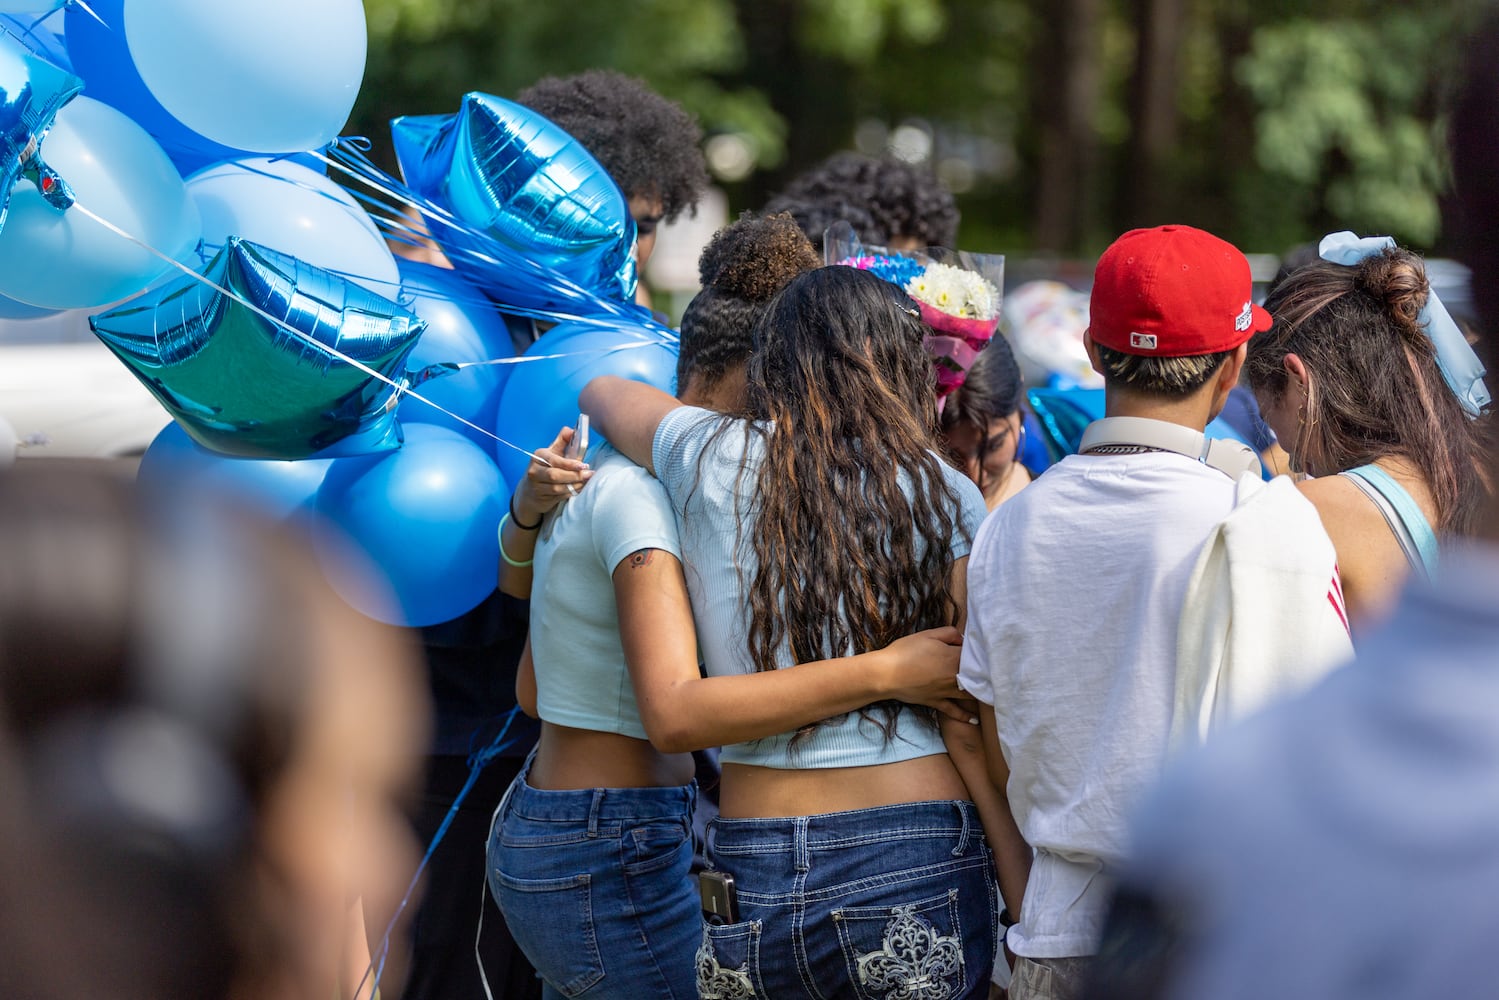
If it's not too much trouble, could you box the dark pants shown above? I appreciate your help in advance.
[399,754,543,1000]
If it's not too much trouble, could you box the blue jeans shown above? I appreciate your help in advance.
[486,754,701,999]
[696,800,998,999]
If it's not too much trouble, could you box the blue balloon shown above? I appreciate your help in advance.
[62,0,244,175]
[392,92,637,309]
[125,0,367,154]
[91,238,425,459]
[493,319,678,488]
[187,157,401,297]
[396,259,516,447]
[314,423,507,627]
[0,28,80,231]
[0,289,55,318]
[138,420,330,523]
[0,95,200,309]
[0,11,71,70]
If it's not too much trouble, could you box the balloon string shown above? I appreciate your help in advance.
[355,706,526,999]
[70,201,547,465]
[314,144,679,345]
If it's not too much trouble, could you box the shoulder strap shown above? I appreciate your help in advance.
[1340,466,1439,575]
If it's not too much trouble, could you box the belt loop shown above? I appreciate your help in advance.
[953,802,971,857]
[587,788,605,837]
[794,816,810,873]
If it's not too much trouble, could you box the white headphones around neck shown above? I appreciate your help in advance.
[1079,416,1263,480]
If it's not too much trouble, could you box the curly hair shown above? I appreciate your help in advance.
[677,212,819,393]
[1246,247,1490,535]
[734,266,962,744]
[515,70,708,222]
[763,152,960,253]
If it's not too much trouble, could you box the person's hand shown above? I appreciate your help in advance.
[512,426,593,524]
[879,626,978,724]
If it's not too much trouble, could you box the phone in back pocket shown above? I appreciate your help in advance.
[698,870,739,925]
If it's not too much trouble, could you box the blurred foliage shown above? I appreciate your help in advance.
[353,0,1489,257]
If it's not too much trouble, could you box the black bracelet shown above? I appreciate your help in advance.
[508,493,542,531]
[999,908,1017,928]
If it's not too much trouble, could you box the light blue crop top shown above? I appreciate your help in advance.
[529,444,681,738]
[651,405,988,770]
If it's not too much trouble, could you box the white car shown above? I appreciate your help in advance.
[0,308,171,461]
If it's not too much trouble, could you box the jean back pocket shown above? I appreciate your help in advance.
[832,889,969,1000]
[490,869,604,997]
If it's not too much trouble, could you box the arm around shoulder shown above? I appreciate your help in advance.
[578,376,681,472]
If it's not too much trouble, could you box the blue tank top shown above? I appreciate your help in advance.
[1340,464,1439,575]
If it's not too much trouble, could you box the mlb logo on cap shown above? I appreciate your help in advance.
[1089,225,1272,357]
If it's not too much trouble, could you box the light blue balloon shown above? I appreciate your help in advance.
[314,423,508,627]
[125,0,366,154]
[63,0,244,175]
[91,238,425,460]
[396,259,516,447]
[187,157,400,296]
[0,27,81,231]
[138,420,331,524]
[0,95,199,308]
[0,290,56,318]
[392,92,637,310]
[493,319,678,488]
[1,11,71,70]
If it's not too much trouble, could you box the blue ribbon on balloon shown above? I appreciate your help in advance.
[1319,231,1492,416]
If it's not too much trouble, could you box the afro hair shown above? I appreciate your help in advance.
[677,212,819,391]
[763,152,960,253]
[516,70,708,223]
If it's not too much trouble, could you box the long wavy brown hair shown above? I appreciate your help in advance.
[733,265,964,741]
[1246,247,1490,535]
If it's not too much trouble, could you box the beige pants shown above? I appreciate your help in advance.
[1008,955,1094,1000]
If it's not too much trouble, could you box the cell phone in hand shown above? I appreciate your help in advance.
[699,870,739,925]
[565,413,590,462]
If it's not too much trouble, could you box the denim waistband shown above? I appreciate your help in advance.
[502,746,697,824]
[708,799,980,852]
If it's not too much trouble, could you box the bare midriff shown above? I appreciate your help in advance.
[527,721,694,790]
[718,754,970,819]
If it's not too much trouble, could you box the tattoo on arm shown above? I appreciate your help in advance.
[626,549,657,569]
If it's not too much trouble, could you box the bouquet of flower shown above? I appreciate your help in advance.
[825,221,1004,406]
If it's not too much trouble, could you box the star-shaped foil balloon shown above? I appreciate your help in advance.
[91,238,427,460]
[392,91,637,310]
[0,30,82,231]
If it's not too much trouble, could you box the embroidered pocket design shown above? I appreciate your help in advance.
[852,905,964,1000]
[695,923,759,1000]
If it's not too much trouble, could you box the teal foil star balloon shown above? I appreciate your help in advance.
[0,29,82,230]
[91,238,426,460]
[392,91,637,309]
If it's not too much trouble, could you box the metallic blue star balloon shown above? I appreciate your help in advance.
[391,92,637,309]
[0,29,82,231]
[90,238,427,460]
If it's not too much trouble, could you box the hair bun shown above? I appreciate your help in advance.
[1354,247,1429,335]
[698,212,819,303]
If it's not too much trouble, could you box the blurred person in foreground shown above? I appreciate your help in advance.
[1083,18,1499,1000]
[0,463,428,1000]
[764,151,960,253]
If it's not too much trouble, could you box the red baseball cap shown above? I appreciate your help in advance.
[1088,225,1271,356]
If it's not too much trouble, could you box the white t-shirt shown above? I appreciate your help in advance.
[958,451,1236,958]
[530,443,681,739]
